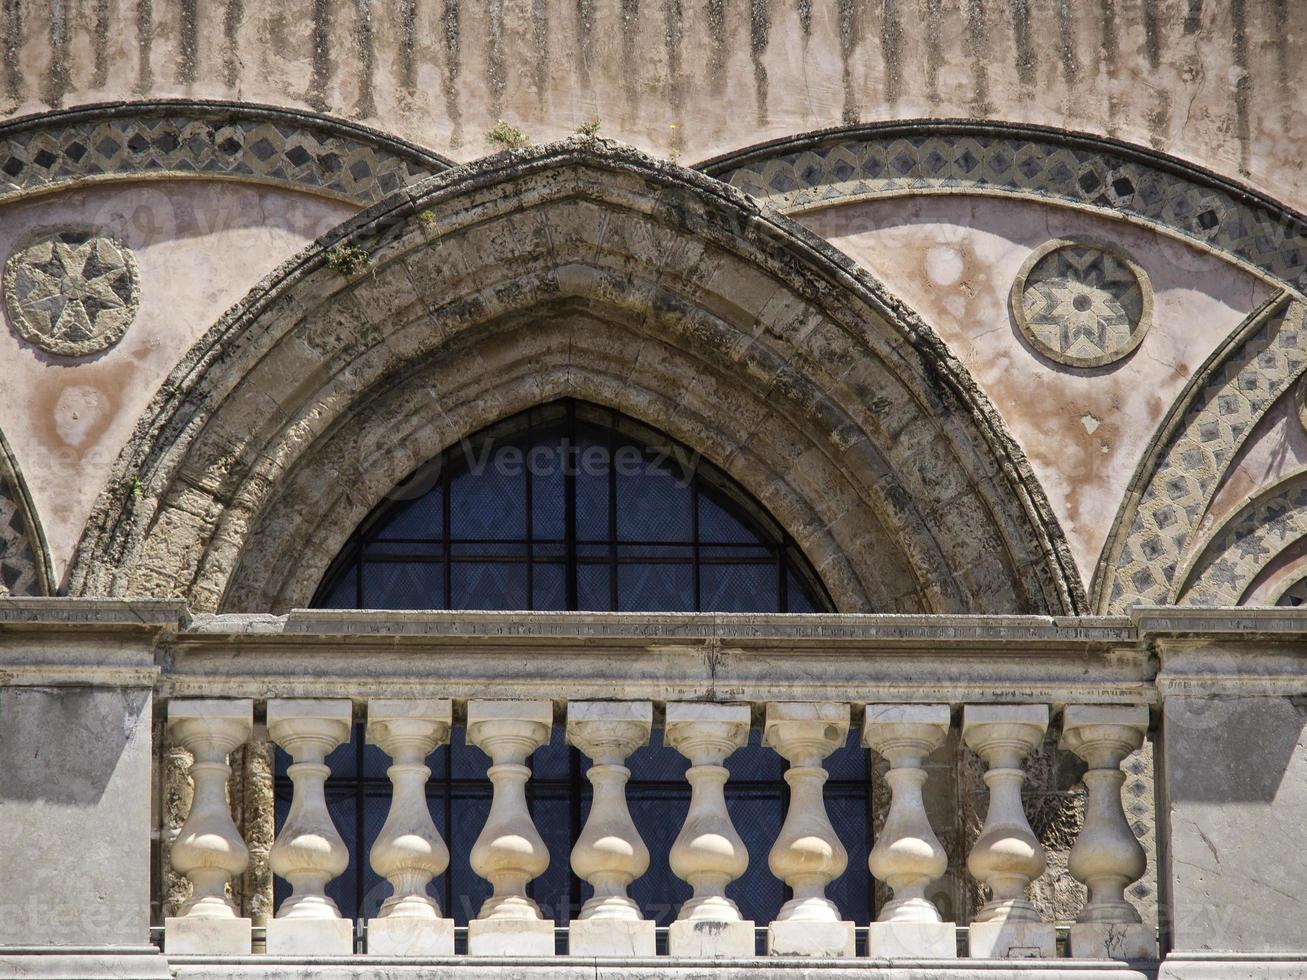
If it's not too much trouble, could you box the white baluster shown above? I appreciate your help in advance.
[566,701,654,957]
[665,702,754,958]
[1061,705,1156,960]
[466,700,555,956]
[863,703,956,958]
[963,704,1055,958]
[265,699,353,955]
[761,702,853,957]
[365,699,454,956]
[164,700,254,955]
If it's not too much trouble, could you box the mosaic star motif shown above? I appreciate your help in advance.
[3,229,140,356]
[1012,240,1150,368]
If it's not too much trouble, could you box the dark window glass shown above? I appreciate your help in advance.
[293,400,868,929]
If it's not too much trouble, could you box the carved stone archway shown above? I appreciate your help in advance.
[69,139,1084,615]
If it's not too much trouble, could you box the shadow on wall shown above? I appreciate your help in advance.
[1163,694,1307,804]
[0,686,141,804]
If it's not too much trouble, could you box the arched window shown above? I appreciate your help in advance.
[291,400,872,931]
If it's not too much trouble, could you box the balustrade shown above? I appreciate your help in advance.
[161,696,1156,962]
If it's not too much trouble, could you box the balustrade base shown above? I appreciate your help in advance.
[265,918,353,956]
[668,920,755,958]
[467,918,555,956]
[366,917,455,956]
[967,922,1057,959]
[569,919,656,957]
[766,920,855,957]
[1157,954,1307,979]
[1069,924,1156,961]
[165,918,253,955]
[868,921,957,958]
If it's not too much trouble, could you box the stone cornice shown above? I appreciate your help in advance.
[2,600,1302,702]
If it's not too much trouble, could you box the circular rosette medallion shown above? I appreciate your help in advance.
[4,228,141,357]
[1010,238,1152,369]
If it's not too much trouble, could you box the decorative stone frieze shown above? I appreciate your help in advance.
[466,700,555,956]
[763,702,854,957]
[365,699,454,956]
[962,704,1055,958]
[1010,238,1151,369]
[863,704,956,958]
[4,227,140,357]
[164,699,253,955]
[566,701,655,957]
[264,699,353,956]
[1061,705,1156,960]
[665,702,754,958]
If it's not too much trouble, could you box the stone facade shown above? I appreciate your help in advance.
[1,3,1305,978]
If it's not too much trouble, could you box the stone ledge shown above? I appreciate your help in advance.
[160,957,1158,980]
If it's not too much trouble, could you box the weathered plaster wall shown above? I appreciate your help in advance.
[0,181,356,584]
[799,195,1272,587]
[1,1,1303,213]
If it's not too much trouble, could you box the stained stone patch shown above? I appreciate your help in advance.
[3,228,140,357]
[1011,238,1151,368]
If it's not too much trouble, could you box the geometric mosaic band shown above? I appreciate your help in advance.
[0,100,451,208]
[1178,473,1307,606]
[1096,295,1307,611]
[705,121,1307,297]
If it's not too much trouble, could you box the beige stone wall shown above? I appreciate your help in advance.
[800,195,1273,587]
[1,1,1303,213]
[0,181,355,584]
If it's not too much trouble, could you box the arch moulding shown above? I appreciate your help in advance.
[68,140,1084,616]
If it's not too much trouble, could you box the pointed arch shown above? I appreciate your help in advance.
[0,429,53,596]
[68,140,1083,615]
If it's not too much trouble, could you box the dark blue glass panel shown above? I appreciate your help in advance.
[575,561,612,611]
[616,562,693,611]
[529,433,567,540]
[699,490,758,543]
[700,562,778,612]
[786,566,819,613]
[361,561,443,609]
[615,447,693,542]
[317,564,357,608]
[532,561,567,610]
[372,486,442,540]
[449,561,528,610]
[449,455,525,541]
[574,435,610,541]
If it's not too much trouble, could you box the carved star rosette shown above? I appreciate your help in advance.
[1010,237,1152,369]
[3,228,141,357]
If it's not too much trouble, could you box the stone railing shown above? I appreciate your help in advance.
[162,695,1152,962]
[3,602,1306,980]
